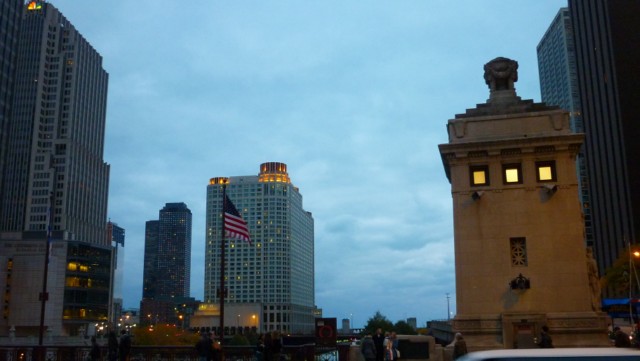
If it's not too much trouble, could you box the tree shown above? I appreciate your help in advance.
[363,311,394,335]
[393,320,417,335]
[131,324,200,345]
[229,334,250,345]
[603,247,640,297]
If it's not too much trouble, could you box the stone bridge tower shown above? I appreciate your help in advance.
[438,58,609,350]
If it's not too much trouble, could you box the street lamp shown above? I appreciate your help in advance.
[629,246,640,326]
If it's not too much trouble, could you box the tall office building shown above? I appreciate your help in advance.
[0,2,112,337]
[569,0,640,276]
[0,1,110,244]
[0,0,23,191]
[107,221,125,326]
[141,203,192,324]
[142,220,159,299]
[536,8,593,247]
[157,203,192,298]
[205,162,315,333]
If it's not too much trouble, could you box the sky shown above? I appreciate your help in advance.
[46,0,567,328]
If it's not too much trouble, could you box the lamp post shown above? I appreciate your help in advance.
[629,244,640,327]
[446,293,451,321]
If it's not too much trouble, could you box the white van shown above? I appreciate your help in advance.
[458,348,640,361]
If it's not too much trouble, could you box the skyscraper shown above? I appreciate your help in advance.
[142,220,159,300]
[536,8,593,247]
[157,203,192,298]
[107,221,126,326]
[0,1,110,244]
[141,203,192,324]
[0,0,23,192]
[205,162,315,333]
[0,1,112,337]
[568,0,640,276]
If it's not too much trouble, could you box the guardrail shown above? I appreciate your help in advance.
[0,344,349,361]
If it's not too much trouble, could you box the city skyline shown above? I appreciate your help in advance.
[44,0,567,325]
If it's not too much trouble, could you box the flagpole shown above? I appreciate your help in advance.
[219,185,226,357]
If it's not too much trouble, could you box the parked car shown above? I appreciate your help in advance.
[458,347,640,361]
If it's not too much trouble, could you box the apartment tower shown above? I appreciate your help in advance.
[205,162,315,333]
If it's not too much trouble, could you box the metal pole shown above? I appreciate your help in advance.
[38,191,54,346]
[219,185,227,359]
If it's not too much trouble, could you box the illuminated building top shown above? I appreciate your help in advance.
[258,162,290,183]
[27,1,42,10]
[209,177,229,185]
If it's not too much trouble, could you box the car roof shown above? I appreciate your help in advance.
[459,348,640,360]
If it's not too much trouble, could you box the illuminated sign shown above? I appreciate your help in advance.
[27,1,42,10]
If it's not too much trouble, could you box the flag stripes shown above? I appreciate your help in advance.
[224,195,251,244]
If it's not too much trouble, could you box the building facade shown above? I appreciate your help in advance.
[0,0,23,194]
[140,203,192,325]
[536,8,593,249]
[0,2,112,338]
[205,162,315,334]
[438,58,608,350]
[0,1,110,244]
[107,222,125,327]
[142,220,159,300]
[569,0,640,276]
[0,232,112,337]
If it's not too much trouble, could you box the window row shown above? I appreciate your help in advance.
[470,161,556,186]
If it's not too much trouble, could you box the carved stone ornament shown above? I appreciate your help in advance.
[484,57,519,92]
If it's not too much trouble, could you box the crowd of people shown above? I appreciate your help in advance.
[89,330,131,361]
[360,328,403,361]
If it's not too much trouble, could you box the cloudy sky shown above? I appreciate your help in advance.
[47,0,566,327]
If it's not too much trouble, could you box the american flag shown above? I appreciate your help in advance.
[224,195,251,244]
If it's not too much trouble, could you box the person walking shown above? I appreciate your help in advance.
[90,336,101,361]
[372,328,385,361]
[614,327,631,347]
[256,334,265,361]
[196,333,213,361]
[385,332,399,361]
[107,332,118,361]
[271,331,283,361]
[361,333,377,361]
[451,333,468,360]
[263,332,273,361]
[537,326,553,348]
[118,330,131,361]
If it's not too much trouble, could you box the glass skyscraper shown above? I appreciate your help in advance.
[569,0,640,277]
[536,8,593,247]
[205,162,315,333]
[140,203,192,325]
[143,203,192,300]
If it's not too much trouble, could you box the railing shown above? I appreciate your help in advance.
[0,344,348,361]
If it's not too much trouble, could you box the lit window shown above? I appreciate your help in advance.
[469,165,489,186]
[536,161,556,182]
[503,164,522,184]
